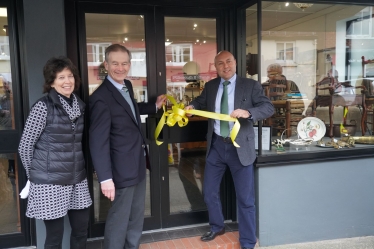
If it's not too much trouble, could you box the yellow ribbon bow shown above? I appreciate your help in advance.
[155,95,241,147]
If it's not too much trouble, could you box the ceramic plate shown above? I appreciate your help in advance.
[316,144,334,148]
[297,117,326,141]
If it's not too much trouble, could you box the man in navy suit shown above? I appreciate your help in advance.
[89,44,166,249]
[186,51,273,249]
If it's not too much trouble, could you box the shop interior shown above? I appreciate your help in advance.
[246,3,374,154]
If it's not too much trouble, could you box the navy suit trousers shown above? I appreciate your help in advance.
[204,134,256,248]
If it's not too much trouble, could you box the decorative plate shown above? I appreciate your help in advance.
[316,144,334,148]
[297,117,326,141]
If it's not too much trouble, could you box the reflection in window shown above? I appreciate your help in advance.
[85,13,148,104]
[85,13,151,222]
[92,171,151,222]
[276,42,294,61]
[165,17,217,105]
[0,75,13,130]
[168,143,206,214]
[346,7,372,37]
[253,2,374,155]
[245,4,258,80]
[0,11,13,130]
[87,43,111,64]
[0,154,20,234]
[166,44,193,66]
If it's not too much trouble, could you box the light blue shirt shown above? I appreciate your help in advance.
[107,75,124,91]
[107,76,137,120]
[107,75,158,113]
[214,74,236,136]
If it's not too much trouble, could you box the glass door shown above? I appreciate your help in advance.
[77,2,161,235]
[75,2,230,235]
[153,6,235,228]
[157,14,219,227]
[84,14,150,226]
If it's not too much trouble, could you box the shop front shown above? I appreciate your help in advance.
[241,0,374,246]
[1,0,374,248]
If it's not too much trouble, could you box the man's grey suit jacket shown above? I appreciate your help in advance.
[190,76,274,166]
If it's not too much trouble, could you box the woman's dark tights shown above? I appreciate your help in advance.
[43,208,90,249]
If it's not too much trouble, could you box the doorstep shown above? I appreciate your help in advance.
[86,222,247,249]
[140,230,242,249]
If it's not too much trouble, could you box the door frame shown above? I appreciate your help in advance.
[0,0,33,247]
[66,0,236,237]
[153,5,235,228]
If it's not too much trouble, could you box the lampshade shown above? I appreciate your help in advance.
[293,3,313,11]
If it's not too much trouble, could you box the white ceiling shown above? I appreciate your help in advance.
[85,14,216,44]
[85,3,372,44]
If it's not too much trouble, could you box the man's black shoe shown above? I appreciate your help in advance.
[241,247,254,249]
[200,229,225,242]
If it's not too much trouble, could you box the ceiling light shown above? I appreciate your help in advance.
[194,24,197,27]
[293,3,313,11]
[193,28,196,30]
[124,37,128,41]
[2,29,5,32]
[203,40,206,43]
[196,39,199,42]
[166,39,169,41]
[0,8,7,17]
[140,15,144,18]
[165,42,172,46]
[285,2,289,6]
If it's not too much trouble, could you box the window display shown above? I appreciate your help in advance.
[246,3,374,155]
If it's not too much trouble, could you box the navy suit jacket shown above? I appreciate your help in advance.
[190,76,274,166]
[89,78,156,188]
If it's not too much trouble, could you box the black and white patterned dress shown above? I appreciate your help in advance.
[18,94,92,220]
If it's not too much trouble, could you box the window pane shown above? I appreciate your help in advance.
[164,16,216,214]
[85,13,150,222]
[0,10,14,130]
[0,154,21,234]
[285,43,294,61]
[167,143,206,213]
[85,13,148,105]
[276,43,284,60]
[259,2,374,155]
[245,4,259,80]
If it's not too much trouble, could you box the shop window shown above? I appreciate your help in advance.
[249,2,374,156]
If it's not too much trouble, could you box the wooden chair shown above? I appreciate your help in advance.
[313,76,366,138]
[263,77,308,137]
[361,56,374,135]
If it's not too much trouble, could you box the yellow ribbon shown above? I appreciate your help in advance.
[155,95,241,147]
[340,107,348,133]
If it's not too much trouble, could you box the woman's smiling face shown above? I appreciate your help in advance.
[51,68,75,97]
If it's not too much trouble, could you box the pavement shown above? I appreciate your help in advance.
[258,236,374,249]
[7,235,374,248]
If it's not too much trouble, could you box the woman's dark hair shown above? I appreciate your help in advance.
[43,56,81,93]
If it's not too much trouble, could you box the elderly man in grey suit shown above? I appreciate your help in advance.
[185,50,274,249]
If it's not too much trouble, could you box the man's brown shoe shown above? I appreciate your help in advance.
[200,229,225,242]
